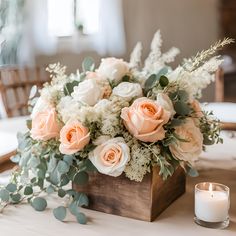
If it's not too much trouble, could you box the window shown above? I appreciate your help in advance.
[47,0,100,37]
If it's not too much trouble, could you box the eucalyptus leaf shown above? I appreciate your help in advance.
[170,118,185,127]
[59,174,70,187]
[203,135,215,145]
[28,156,40,168]
[187,167,199,177]
[46,185,55,194]
[58,189,66,198]
[10,154,20,163]
[144,74,157,92]
[31,197,47,211]
[57,160,70,174]
[0,189,10,201]
[63,155,74,166]
[24,186,33,195]
[37,179,44,190]
[174,101,191,116]
[29,85,38,99]
[11,193,21,203]
[178,90,189,101]
[122,75,130,82]
[159,75,169,87]
[19,151,31,167]
[67,166,77,181]
[6,183,17,193]
[53,206,67,221]
[37,169,46,179]
[48,156,57,173]
[77,193,89,207]
[63,80,79,96]
[73,171,89,186]
[26,119,32,130]
[156,67,169,78]
[82,57,95,72]
[68,201,79,216]
[76,212,87,224]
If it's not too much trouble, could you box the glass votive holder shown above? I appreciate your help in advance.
[194,182,230,229]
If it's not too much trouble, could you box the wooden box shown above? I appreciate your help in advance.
[73,166,186,221]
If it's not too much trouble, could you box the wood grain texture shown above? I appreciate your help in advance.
[0,150,16,173]
[0,66,50,117]
[73,166,186,221]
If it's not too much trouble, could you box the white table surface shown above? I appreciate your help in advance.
[0,116,235,236]
[0,116,28,157]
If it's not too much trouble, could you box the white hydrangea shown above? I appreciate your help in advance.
[124,143,152,182]
[57,96,81,123]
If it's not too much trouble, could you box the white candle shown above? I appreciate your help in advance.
[195,183,230,223]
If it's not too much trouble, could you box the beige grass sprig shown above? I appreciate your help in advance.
[183,37,235,72]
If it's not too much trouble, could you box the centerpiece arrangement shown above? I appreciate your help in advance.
[0,31,232,224]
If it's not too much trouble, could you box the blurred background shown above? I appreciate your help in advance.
[0,0,236,108]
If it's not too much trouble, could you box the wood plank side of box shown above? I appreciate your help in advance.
[73,166,186,221]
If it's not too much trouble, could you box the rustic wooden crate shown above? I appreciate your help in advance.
[73,166,186,221]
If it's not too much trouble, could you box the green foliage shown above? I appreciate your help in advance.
[24,186,33,195]
[159,75,169,87]
[64,80,79,96]
[76,212,87,224]
[82,57,95,72]
[11,193,21,203]
[174,101,191,116]
[31,197,47,211]
[73,171,89,185]
[6,183,17,193]
[144,67,169,94]
[186,166,199,177]
[0,189,10,201]
[199,110,222,145]
[53,206,67,221]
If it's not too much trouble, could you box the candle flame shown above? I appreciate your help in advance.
[209,183,213,192]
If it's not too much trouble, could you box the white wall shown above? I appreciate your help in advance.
[37,0,220,101]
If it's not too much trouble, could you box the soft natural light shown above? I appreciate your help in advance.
[47,0,100,37]
[48,0,74,37]
[75,0,100,34]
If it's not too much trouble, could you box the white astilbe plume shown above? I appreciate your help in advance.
[144,30,162,72]
[143,30,180,75]
[161,47,180,63]
[168,56,224,98]
[129,42,142,69]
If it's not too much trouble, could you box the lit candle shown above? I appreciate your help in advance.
[194,182,230,229]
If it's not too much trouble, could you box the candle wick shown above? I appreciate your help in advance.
[211,194,213,198]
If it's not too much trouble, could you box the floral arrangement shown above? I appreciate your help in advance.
[0,31,233,224]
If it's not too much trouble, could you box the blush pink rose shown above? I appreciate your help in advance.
[121,97,171,142]
[59,120,90,155]
[31,108,61,141]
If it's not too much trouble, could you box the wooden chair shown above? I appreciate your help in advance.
[0,66,50,117]
[214,67,236,130]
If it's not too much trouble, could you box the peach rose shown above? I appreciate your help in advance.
[59,120,90,155]
[121,97,171,142]
[191,99,203,118]
[169,118,203,164]
[31,108,61,141]
[88,137,130,177]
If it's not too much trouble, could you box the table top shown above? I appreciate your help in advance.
[0,116,235,236]
[0,116,28,157]
[0,169,234,236]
